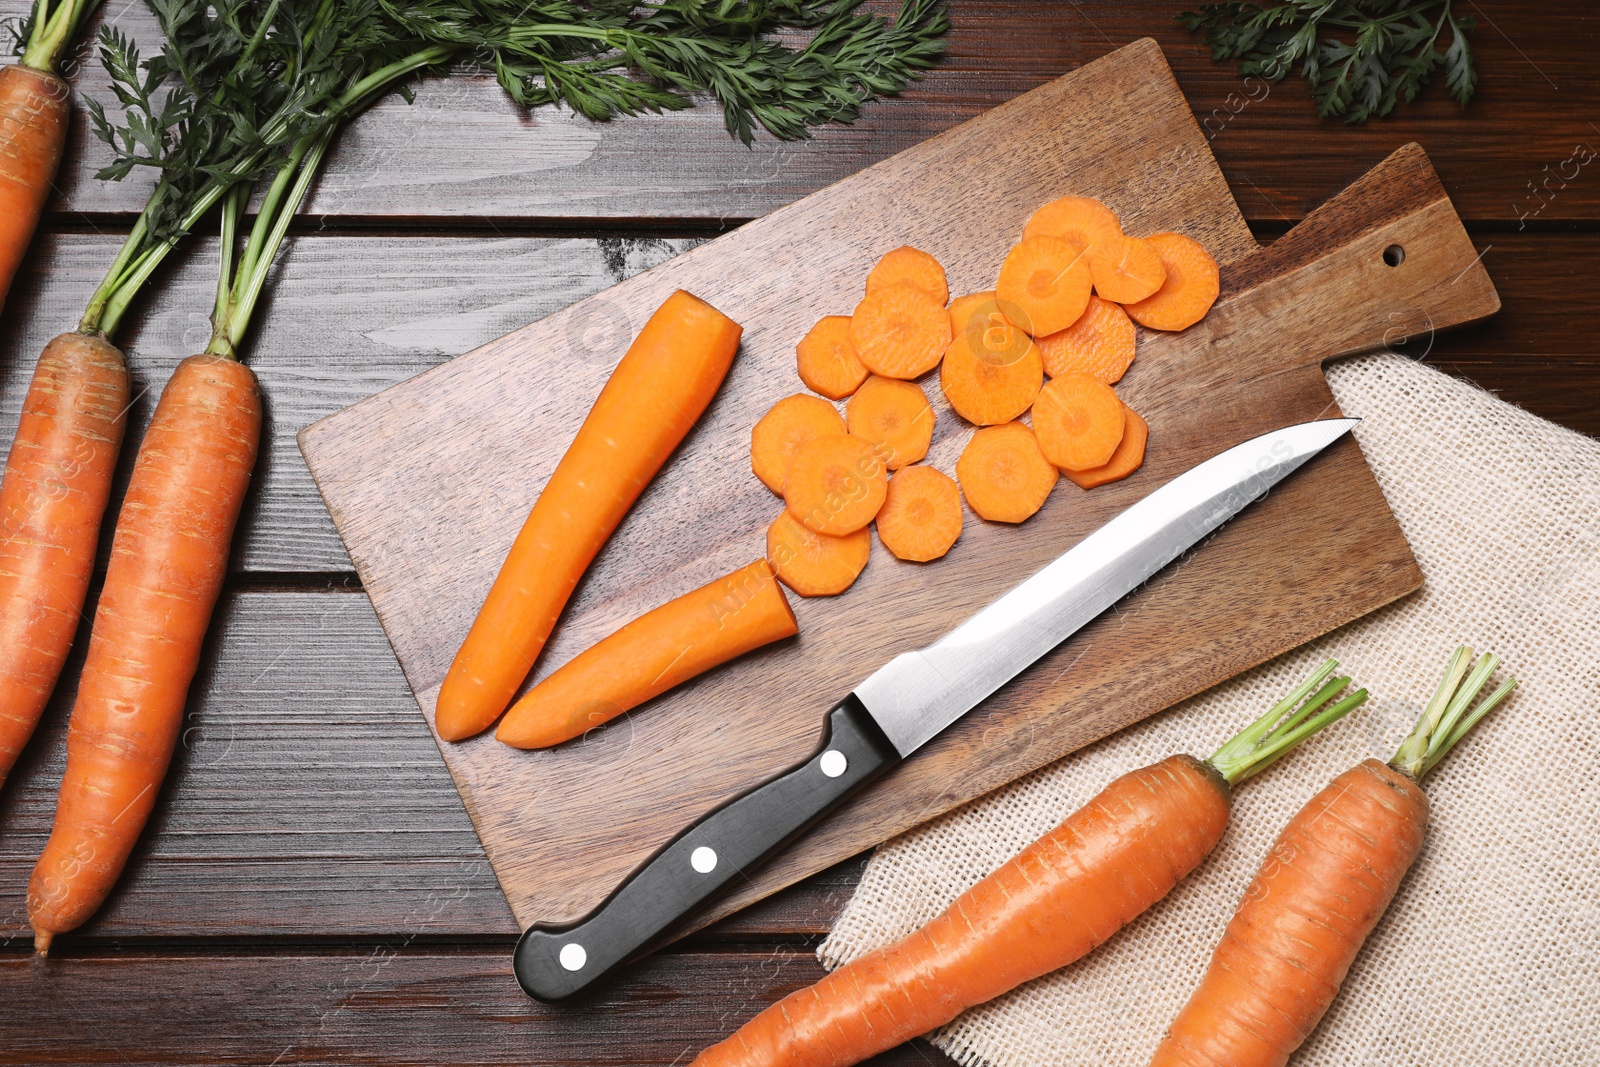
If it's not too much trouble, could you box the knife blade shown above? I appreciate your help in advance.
[514,416,1358,1001]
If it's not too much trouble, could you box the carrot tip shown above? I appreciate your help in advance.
[33,928,51,957]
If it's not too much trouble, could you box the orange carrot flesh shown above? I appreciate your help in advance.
[27,355,261,953]
[848,284,951,380]
[1037,294,1138,383]
[1021,195,1122,256]
[1149,760,1429,1067]
[1064,403,1147,489]
[938,320,1044,426]
[0,333,129,786]
[994,236,1093,337]
[766,510,871,597]
[0,64,71,317]
[955,421,1058,523]
[796,315,870,400]
[435,290,742,742]
[844,375,934,470]
[947,291,996,338]
[1032,372,1127,471]
[692,755,1231,1067]
[864,246,949,305]
[875,465,962,562]
[495,560,797,750]
[1090,234,1167,304]
[1124,232,1220,332]
[783,433,888,536]
[751,393,846,494]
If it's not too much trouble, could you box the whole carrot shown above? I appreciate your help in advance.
[1149,648,1517,1067]
[693,661,1369,1067]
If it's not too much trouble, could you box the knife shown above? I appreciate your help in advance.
[514,416,1358,1001]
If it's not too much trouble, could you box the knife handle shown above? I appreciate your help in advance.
[514,694,899,1001]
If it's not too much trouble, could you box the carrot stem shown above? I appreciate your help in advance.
[19,0,102,73]
[1390,646,1517,778]
[1206,659,1367,785]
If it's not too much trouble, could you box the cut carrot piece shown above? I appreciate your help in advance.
[796,315,869,400]
[496,560,798,749]
[1064,404,1147,489]
[783,433,888,536]
[939,323,1043,426]
[865,246,949,305]
[849,284,951,380]
[1037,295,1137,383]
[876,466,963,562]
[1021,196,1122,258]
[956,422,1058,523]
[947,291,997,338]
[995,236,1092,337]
[1124,232,1220,332]
[1090,234,1167,304]
[845,375,934,470]
[766,511,871,597]
[1033,373,1126,471]
[751,393,846,494]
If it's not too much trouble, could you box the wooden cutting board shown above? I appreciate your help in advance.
[300,38,1498,938]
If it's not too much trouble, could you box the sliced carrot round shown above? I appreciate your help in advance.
[865,246,949,305]
[849,285,952,380]
[995,236,1093,338]
[783,432,888,536]
[796,315,869,400]
[939,324,1043,427]
[1021,196,1122,257]
[948,291,997,338]
[876,466,963,562]
[956,422,1059,524]
[1037,295,1137,383]
[1090,234,1167,304]
[750,393,846,494]
[766,510,871,597]
[1124,232,1220,332]
[1063,403,1148,489]
[845,375,935,470]
[1032,373,1126,471]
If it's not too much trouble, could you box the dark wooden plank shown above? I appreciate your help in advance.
[10,1,1597,223]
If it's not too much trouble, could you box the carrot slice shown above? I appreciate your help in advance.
[751,393,846,494]
[1090,234,1167,304]
[766,510,871,597]
[956,422,1058,523]
[995,236,1092,337]
[1021,195,1122,258]
[849,284,952,380]
[876,466,963,562]
[1124,232,1220,331]
[947,291,997,338]
[845,375,934,470]
[939,322,1043,426]
[783,433,888,536]
[1036,295,1137,383]
[1064,404,1147,489]
[1033,373,1127,471]
[865,246,949,305]
[796,315,869,400]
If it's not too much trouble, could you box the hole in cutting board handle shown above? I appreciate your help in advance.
[1383,244,1406,267]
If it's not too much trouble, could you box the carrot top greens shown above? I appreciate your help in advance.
[1390,646,1516,778]
[1207,659,1368,785]
[14,0,104,72]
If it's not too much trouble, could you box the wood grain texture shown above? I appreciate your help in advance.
[300,41,1494,939]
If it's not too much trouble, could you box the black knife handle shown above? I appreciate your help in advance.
[514,694,899,1001]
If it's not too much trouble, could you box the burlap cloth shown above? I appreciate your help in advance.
[819,353,1600,1066]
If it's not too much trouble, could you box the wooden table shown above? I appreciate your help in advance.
[0,4,1594,1064]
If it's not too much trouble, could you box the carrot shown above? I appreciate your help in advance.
[437,290,742,741]
[938,318,1043,426]
[1124,232,1220,332]
[1032,372,1126,471]
[994,236,1093,337]
[864,246,948,305]
[1064,403,1147,489]
[796,315,869,400]
[0,62,71,317]
[1150,649,1517,1067]
[752,393,846,494]
[495,560,797,749]
[1036,294,1137,383]
[783,433,888,536]
[693,664,1369,1067]
[849,284,951,380]
[955,421,1058,523]
[845,375,934,470]
[27,354,261,954]
[0,333,129,786]
[875,466,962,562]
[1090,234,1167,304]
[767,510,871,597]
[947,291,997,339]
[1021,195,1122,258]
